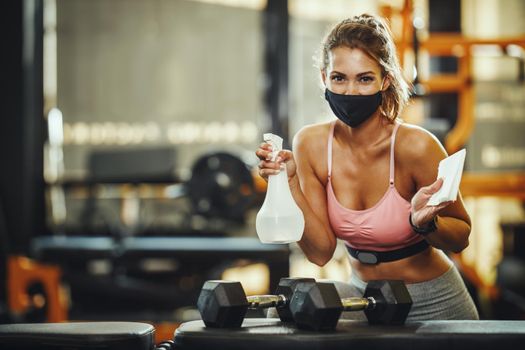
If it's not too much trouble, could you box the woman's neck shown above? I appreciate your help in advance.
[337,113,393,149]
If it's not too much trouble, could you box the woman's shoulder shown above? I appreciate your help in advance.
[293,120,334,150]
[396,121,447,163]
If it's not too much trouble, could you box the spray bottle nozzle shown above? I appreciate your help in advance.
[263,133,283,162]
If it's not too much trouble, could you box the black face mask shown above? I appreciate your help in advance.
[324,89,383,128]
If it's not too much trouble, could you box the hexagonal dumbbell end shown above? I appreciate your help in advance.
[363,280,412,325]
[274,277,316,322]
[289,281,343,331]
[197,280,249,328]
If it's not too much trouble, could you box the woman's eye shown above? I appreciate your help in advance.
[331,75,344,82]
[359,76,374,83]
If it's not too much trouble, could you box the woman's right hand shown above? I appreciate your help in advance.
[255,142,297,182]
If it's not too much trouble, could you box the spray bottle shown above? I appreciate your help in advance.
[255,133,305,244]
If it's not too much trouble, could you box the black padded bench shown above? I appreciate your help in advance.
[2,319,524,349]
[0,322,155,350]
[173,318,525,350]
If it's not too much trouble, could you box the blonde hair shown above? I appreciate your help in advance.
[319,14,410,121]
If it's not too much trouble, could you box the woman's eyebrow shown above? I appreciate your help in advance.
[356,71,376,77]
[330,70,346,76]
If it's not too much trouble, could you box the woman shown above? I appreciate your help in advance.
[256,14,478,320]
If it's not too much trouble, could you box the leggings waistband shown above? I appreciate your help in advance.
[350,263,458,298]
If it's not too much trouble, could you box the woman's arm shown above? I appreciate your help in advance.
[291,127,337,266]
[256,125,337,266]
[403,126,471,253]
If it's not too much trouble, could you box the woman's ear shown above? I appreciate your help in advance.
[321,70,327,86]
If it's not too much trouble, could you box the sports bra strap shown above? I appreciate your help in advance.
[327,121,336,178]
[389,122,401,186]
[327,120,400,183]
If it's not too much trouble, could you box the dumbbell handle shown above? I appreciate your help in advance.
[246,294,287,309]
[341,297,376,311]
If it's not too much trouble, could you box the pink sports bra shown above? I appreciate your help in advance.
[326,121,424,252]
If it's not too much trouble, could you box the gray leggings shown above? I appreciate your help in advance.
[267,265,479,321]
[333,264,479,321]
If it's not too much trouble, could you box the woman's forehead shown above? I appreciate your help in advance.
[327,46,380,73]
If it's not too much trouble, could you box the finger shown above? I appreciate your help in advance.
[255,149,266,160]
[257,143,273,154]
[434,200,454,211]
[276,150,293,162]
[255,149,274,161]
[258,159,281,170]
[259,142,272,150]
[424,177,444,194]
[259,167,280,178]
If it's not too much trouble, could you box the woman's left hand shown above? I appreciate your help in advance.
[410,178,453,227]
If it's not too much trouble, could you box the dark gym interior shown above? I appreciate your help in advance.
[1,0,524,349]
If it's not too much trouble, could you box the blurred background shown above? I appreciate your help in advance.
[1,0,524,340]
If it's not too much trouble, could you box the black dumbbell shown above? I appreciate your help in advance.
[197,277,315,328]
[289,280,412,331]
